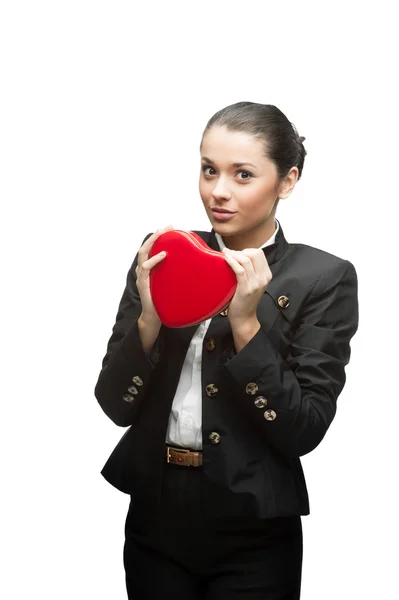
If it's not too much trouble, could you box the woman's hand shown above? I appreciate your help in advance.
[222,247,272,327]
[136,225,174,324]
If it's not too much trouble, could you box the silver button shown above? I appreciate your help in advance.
[209,431,221,444]
[132,376,143,386]
[127,385,138,395]
[254,396,268,408]
[206,384,219,397]
[264,409,277,421]
[278,295,289,308]
[246,382,259,395]
[123,394,134,403]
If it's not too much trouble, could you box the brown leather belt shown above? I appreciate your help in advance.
[165,445,203,467]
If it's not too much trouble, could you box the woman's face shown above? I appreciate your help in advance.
[199,125,298,250]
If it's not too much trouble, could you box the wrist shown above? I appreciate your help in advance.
[139,312,162,329]
[230,317,261,353]
[229,315,260,333]
[138,313,162,357]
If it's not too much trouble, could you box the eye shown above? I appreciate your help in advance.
[237,170,253,180]
[201,165,215,176]
[201,165,253,180]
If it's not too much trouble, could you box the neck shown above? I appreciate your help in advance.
[221,218,277,251]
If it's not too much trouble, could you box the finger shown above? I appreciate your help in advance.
[139,225,174,264]
[224,249,256,280]
[147,224,174,245]
[224,248,271,292]
[241,248,263,267]
[241,248,259,258]
[241,248,272,282]
[147,250,167,264]
[223,251,249,280]
[140,251,167,279]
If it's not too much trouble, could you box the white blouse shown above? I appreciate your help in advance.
[165,219,280,450]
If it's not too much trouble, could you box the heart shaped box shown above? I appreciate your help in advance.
[149,230,237,328]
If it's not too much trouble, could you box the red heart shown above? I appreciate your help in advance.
[149,230,237,328]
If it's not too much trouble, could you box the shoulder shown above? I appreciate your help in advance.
[277,243,357,317]
[285,243,355,274]
[287,240,356,268]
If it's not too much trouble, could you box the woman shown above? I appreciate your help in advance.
[95,101,359,599]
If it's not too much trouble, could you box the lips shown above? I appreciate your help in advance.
[211,208,236,214]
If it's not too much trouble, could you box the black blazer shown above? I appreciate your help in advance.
[94,222,359,519]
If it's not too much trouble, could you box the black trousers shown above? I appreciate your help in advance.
[123,461,303,599]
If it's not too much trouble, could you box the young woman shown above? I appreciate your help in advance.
[95,101,359,599]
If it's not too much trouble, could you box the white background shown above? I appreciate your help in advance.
[1,1,398,598]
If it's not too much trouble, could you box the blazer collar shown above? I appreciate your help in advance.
[207,219,289,266]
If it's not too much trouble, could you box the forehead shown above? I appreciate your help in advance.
[201,125,267,163]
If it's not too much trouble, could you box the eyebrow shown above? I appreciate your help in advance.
[201,156,257,169]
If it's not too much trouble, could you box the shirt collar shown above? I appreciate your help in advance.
[207,218,288,266]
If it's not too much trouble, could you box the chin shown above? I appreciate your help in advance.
[212,224,239,237]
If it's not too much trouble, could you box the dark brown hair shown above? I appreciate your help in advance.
[200,101,307,183]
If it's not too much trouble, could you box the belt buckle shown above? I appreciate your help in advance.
[166,446,190,464]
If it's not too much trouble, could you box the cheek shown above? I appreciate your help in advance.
[198,179,206,200]
[238,185,275,212]
[238,191,266,212]
[199,177,212,200]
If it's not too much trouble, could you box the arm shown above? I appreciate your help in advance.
[94,233,165,427]
[223,260,359,458]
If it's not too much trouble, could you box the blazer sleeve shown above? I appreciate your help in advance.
[222,259,359,458]
[94,232,165,427]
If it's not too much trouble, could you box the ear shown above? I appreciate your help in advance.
[277,167,299,199]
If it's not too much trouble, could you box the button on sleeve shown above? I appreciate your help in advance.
[94,233,165,427]
[222,261,359,458]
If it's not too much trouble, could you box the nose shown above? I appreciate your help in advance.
[211,177,232,201]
